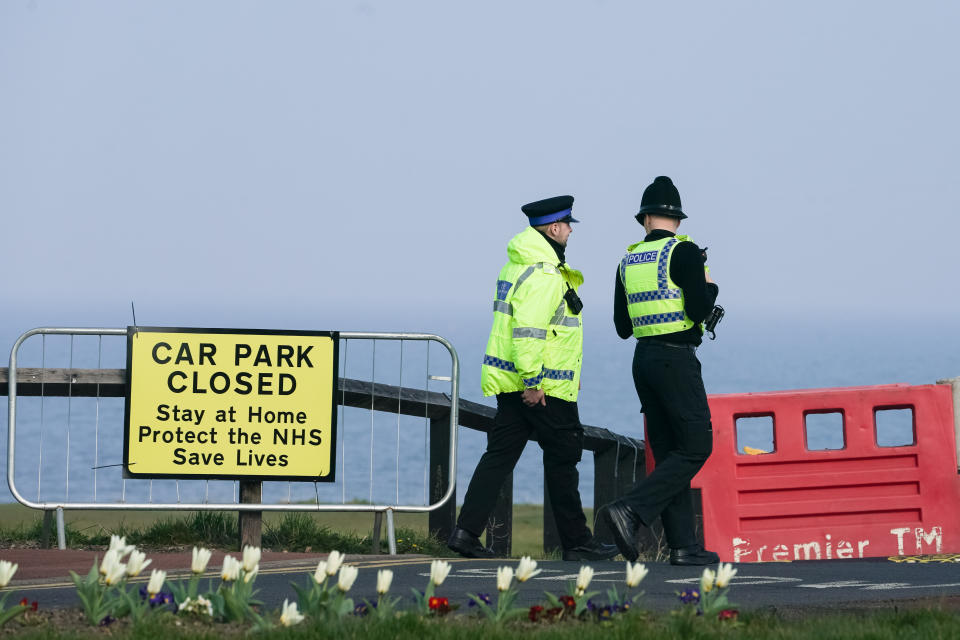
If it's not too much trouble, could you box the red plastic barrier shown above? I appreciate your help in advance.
[646,383,960,562]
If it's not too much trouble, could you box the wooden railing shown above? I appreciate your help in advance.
[2,367,655,555]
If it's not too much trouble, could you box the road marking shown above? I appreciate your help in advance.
[798,580,873,589]
[11,581,76,592]
[796,580,960,591]
[667,576,803,586]
[862,582,960,590]
[859,583,913,590]
[536,571,622,582]
[417,567,566,579]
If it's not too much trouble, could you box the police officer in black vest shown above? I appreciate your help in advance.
[597,176,720,566]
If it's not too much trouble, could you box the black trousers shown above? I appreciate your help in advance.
[620,340,713,549]
[457,391,592,550]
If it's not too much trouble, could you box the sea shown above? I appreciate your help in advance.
[2,312,958,509]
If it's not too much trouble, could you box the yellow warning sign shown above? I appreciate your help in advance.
[124,327,338,481]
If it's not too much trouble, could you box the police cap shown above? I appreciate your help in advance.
[521,195,579,226]
[636,176,687,221]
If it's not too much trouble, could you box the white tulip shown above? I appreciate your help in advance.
[103,561,127,586]
[125,550,152,577]
[0,560,18,588]
[429,559,452,586]
[107,534,124,552]
[99,549,121,576]
[244,565,259,583]
[279,599,305,627]
[700,567,716,593]
[337,565,359,592]
[376,569,393,595]
[715,562,737,588]
[325,550,344,576]
[108,535,135,558]
[625,561,649,588]
[221,555,241,582]
[242,545,261,573]
[312,561,328,584]
[191,547,213,574]
[576,565,594,595]
[496,566,514,592]
[147,569,167,595]
[515,556,541,582]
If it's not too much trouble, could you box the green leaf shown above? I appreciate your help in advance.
[86,560,100,584]
[544,592,563,608]
[498,589,518,613]
[0,605,27,628]
[574,590,600,617]
[335,597,354,616]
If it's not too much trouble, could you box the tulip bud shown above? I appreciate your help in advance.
[515,556,541,582]
[313,561,328,584]
[325,550,344,576]
[496,566,514,592]
[625,561,649,588]
[376,569,393,595]
[700,567,716,593]
[191,547,213,574]
[0,560,17,588]
[280,599,305,626]
[337,565,359,592]
[576,565,594,594]
[715,562,737,588]
[147,569,167,595]
[125,550,152,577]
[430,559,452,586]
[242,545,261,573]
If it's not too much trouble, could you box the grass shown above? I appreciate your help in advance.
[4,606,960,639]
[0,503,572,557]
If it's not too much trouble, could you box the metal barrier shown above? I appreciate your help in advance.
[4,327,648,556]
[5,328,460,553]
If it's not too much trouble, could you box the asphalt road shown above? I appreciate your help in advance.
[12,554,960,613]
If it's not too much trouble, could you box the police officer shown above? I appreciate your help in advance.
[447,195,617,561]
[597,176,720,566]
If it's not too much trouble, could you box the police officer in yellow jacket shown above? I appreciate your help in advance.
[597,176,720,566]
[448,195,617,560]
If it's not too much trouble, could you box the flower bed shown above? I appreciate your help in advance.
[0,540,746,635]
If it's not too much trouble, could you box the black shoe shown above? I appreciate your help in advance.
[597,501,640,562]
[669,544,719,566]
[563,537,620,561]
[447,527,495,559]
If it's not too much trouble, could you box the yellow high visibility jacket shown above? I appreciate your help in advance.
[620,235,698,337]
[481,227,583,401]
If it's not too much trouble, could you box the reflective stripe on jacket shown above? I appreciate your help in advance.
[481,227,583,401]
[620,235,696,338]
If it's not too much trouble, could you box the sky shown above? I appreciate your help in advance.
[3,0,959,335]
[2,1,960,507]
